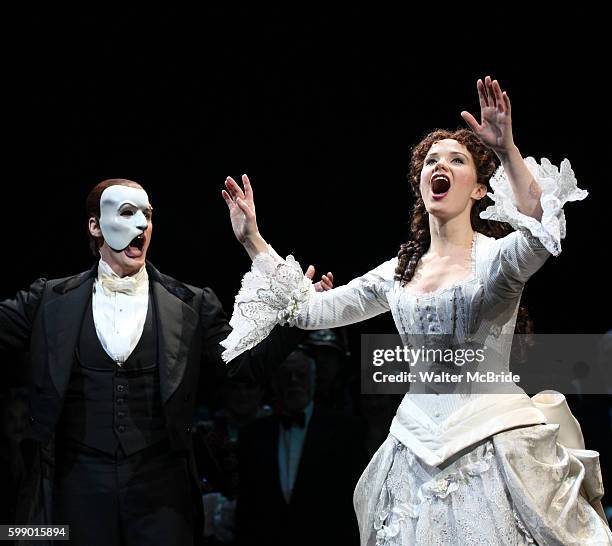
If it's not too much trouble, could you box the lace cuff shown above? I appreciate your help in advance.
[220,246,313,362]
[479,157,588,256]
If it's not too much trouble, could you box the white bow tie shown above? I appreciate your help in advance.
[97,260,148,296]
[100,275,140,296]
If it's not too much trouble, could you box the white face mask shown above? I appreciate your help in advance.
[99,186,151,251]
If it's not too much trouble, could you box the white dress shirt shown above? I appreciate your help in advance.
[92,259,149,365]
[278,401,314,504]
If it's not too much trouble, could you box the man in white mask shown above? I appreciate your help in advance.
[96,182,153,266]
[0,178,333,546]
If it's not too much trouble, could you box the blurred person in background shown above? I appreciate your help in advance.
[300,328,352,414]
[236,348,366,546]
[194,376,271,544]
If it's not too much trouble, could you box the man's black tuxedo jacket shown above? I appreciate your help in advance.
[0,261,303,528]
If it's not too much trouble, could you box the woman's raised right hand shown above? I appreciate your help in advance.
[222,174,262,246]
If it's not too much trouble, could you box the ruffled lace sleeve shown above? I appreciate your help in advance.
[480,158,588,299]
[220,247,395,362]
[480,157,587,256]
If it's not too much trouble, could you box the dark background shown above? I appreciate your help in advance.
[3,8,610,337]
[1,5,611,531]
[3,7,609,336]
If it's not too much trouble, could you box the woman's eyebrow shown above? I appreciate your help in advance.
[426,151,469,158]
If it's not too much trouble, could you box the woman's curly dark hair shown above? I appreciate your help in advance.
[395,128,533,334]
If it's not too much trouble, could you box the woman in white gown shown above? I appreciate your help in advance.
[220,76,612,545]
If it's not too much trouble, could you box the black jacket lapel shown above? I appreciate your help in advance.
[147,263,197,405]
[44,264,97,397]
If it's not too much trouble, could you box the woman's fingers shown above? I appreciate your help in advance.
[477,78,488,109]
[492,80,505,112]
[224,179,238,201]
[225,174,255,209]
[485,76,496,108]
[225,176,246,201]
[221,189,235,210]
[503,91,511,116]
[478,76,509,115]
[461,110,481,132]
[235,197,254,219]
[242,174,254,202]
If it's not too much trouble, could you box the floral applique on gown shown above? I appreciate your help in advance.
[221,158,612,545]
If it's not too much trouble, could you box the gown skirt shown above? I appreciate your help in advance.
[354,422,612,545]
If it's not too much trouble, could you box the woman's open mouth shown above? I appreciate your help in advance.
[124,234,145,259]
[431,174,451,200]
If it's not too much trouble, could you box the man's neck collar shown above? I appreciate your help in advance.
[98,257,146,279]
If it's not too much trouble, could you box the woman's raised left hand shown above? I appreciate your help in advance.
[461,76,515,156]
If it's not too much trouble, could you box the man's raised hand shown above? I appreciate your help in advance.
[306,266,334,293]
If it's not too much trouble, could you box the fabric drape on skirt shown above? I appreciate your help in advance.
[354,395,612,546]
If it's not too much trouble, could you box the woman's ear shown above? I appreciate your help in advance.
[88,217,102,237]
[472,183,488,201]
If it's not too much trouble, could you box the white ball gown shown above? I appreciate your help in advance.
[221,158,611,545]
